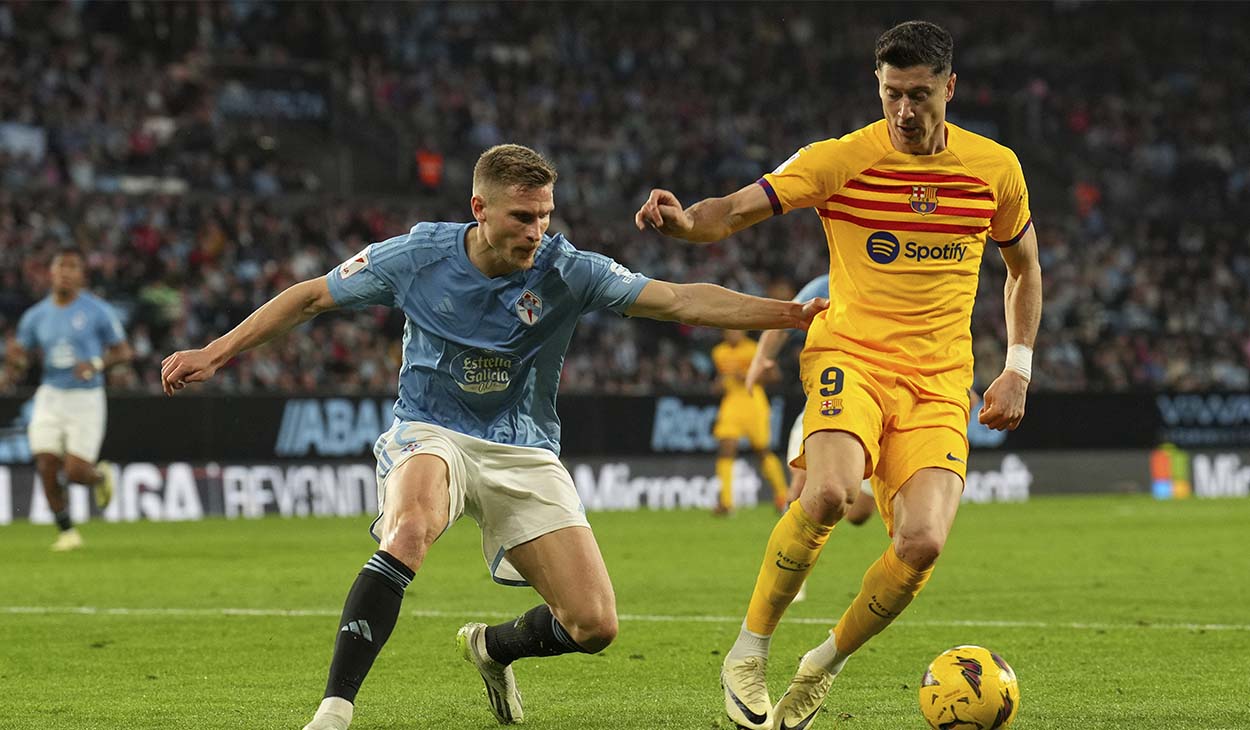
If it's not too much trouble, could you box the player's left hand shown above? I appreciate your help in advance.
[978,371,1028,431]
[73,361,96,381]
[160,348,219,396]
[795,297,829,330]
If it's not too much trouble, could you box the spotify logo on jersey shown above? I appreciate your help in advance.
[866,231,901,264]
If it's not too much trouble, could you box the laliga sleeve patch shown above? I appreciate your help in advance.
[339,247,370,279]
[771,144,810,175]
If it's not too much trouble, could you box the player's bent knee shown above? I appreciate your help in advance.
[554,599,618,653]
[893,531,945,570]
[377,513,442,571]
[566,609,618,653]
[799,475,860,523]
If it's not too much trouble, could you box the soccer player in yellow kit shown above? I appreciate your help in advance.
[710,329,790,514]
[635,21,1042,730]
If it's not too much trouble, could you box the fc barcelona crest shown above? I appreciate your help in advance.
[515,290,543,325]
[909,185,939,215]
[820,398,843,417]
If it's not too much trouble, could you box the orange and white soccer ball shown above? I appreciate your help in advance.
[919,645,1020,729]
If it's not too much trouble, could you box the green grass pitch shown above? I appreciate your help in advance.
[3,494,1249,729]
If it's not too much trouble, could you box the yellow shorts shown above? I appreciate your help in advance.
[712,391,771,449]
[796,350,969,532]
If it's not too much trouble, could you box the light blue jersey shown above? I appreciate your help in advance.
[326,222,650,454]
[16,293,126,389]
[791,275,829,344]
[794,275,829,304]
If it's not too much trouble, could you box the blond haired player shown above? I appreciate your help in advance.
[163,144,827,730]
[710,329,790,514]
[636,21,1042,730]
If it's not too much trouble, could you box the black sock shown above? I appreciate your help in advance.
[324,550,415,702]
[53,510,74,532]
[484,604,589,665]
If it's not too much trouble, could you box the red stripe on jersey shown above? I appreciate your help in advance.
[817,208,989,235]
[863,168,990,187]
[827,194,994,219]
[843,179,995,201]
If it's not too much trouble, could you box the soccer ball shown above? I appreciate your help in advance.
[919,645,1019,729]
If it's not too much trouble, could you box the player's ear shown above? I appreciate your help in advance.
[470,194,487,223]
[945,72,957,102]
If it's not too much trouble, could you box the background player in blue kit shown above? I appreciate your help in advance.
[2,247,130,551]
[159,144,827,730]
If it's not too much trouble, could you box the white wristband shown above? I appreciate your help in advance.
[91,357,105,373]
[1004,344,1032,382]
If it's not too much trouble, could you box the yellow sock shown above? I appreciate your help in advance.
[744,502,834,635]
[759,452,789,506]
[716,457,735,509]
[833,545,932,655]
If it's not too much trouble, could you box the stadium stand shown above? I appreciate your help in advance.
[2,1,1248,395]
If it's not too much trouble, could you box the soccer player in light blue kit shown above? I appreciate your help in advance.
[3,247,129,551]
[160,145,827,729]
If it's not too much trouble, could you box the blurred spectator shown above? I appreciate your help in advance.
[2,1,1248,396]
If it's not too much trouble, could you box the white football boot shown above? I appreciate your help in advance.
[457,622,524,724]
[95,461,116,510]
[51,528,84,552]
[721,654,773,730]
[302,697,352,730]
[771,651,836,730]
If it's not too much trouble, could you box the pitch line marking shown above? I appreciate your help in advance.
[2,606,1248,632]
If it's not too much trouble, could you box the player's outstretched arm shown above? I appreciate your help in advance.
[626,280,828,331]
[634,182,774,243]
[980,225,1042,431]
[160,277,339,396]
[744,328,789,391]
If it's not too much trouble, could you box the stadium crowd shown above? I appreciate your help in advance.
[2,1,1248,395]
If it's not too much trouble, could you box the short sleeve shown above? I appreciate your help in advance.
[97,302,126,346]
[325,240,400,308]
[16,308,37,350]
[573,251,651,314]
[989,151,1032,247]
[760,125,890,213]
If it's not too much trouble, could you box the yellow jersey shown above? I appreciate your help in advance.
[712,338,765,402]
[759,120,1031,398]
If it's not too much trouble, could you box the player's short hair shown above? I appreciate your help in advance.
[875,21,953,76]
[52,245,86,264]
[473,144,558,199]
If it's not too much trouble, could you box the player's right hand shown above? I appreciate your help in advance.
[160,348,218,396]
[634,188,693,235]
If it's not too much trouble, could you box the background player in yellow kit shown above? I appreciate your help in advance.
[635,20,1042,730]
[710,329,790,514]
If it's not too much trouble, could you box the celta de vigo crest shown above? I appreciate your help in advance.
[515,290,543,325]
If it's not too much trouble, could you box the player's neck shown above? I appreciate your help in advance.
[889,122,949,156]
[51,290,79,306]
[465,225,519,278]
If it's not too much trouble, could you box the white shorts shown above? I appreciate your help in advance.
[372,420,589,586]
[27,385,106,462]
[786,411,872,495]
